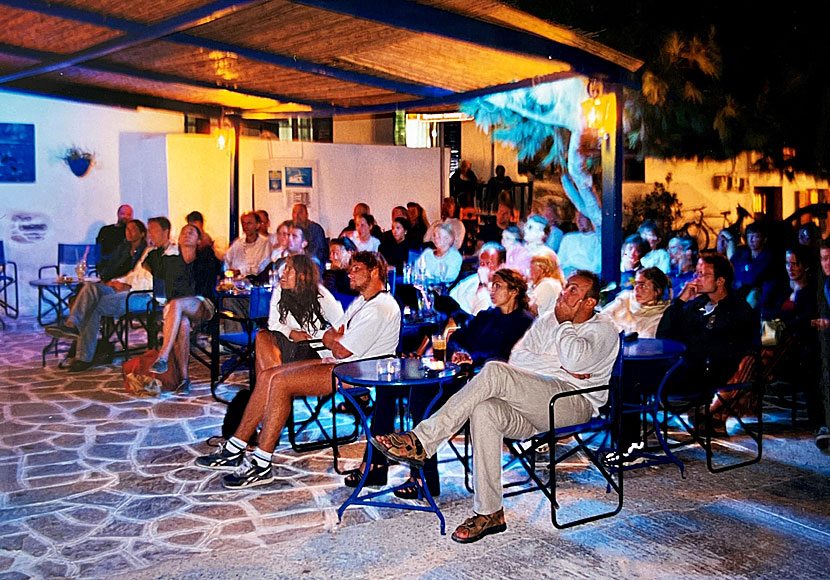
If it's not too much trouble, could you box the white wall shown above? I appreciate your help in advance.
[0,90,183,315]
[461,120,520,183]
[242,140,445,235]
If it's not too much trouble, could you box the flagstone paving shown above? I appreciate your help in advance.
[2,316,829,580]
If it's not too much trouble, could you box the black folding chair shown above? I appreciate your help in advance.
[658,352,764,474]
[500,334,625,529]
[0,241,19,329]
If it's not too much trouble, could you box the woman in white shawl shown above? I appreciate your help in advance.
[602,267,670,338]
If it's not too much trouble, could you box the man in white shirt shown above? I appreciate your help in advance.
[558,213,601,276]
[224,211,271,277]
[372,270,618,543]
[448,242,505,317]
[195,251,401,489]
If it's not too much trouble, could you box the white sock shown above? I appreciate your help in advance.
[226,437,246,453]
[251,448,272,467]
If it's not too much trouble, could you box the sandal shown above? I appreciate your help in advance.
[371,432,427,468]
[344,465,388,488]
[393,477,440,499]
[451,509,507,544]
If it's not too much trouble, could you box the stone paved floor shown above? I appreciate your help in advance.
[2,315,829,580]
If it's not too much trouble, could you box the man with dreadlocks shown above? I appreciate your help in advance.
[195,251,401,489]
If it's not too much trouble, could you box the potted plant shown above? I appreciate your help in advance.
[62,147,94,177]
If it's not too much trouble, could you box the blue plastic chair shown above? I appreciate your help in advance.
[0,241,19,329]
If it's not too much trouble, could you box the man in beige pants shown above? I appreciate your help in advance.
[373,270,619,543]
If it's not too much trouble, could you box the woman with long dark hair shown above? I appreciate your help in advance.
[256,254,344,373]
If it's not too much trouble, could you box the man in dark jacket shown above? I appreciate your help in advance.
[657,253,755,393]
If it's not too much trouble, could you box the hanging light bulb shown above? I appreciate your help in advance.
[581,79,615,136]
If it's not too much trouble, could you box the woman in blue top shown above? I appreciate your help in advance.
[416,223,463,284]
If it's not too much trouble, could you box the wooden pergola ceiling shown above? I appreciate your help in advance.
[0,0,642,118]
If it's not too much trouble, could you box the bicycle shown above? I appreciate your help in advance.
[673,207,718,250]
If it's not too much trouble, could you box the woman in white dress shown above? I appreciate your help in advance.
[528,253,565,317]
[416,223,462,283]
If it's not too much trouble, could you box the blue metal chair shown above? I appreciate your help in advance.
[0,241,19,329]
[500,334,625,529]
[36,243,101,325]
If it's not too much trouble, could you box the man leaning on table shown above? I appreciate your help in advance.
[195,251,400,489]
[372,270,618,543]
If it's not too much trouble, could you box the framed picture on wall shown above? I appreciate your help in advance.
[268,169,282,192]
[285,166,312,187]
[0,122,36,183]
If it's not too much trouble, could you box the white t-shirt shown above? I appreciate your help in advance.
[558,231,601,276]
[348,232,381,253]
[416,247,463,283]
[508,312,619,413]
[530,277,562,318]
[334,291,401,362]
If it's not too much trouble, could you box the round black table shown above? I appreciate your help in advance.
[331,357,461,534]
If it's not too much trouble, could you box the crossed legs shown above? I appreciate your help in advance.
[155,297,210,380]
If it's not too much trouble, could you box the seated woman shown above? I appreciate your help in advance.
[528,254,564,317]
[522,215,551,257]
[416,223,462,284]
[759,246,821,427]
[255,254,344,377]
[638,219,671,274]
[501,225,530,278]
[602,267,670,338]
[348,214,381,253]
[146,224,222,393]
[349,268,533,498]
[379,216,413,272]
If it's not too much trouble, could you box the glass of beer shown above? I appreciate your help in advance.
[432,334,447,363]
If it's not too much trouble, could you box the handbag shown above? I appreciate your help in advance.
[760,319,786,347]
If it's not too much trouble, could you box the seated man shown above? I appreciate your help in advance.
[657,253,755,395]
[322,237,358,301]
[372,270,618,543]
[195,251,401,489]
[46,219,153,372]
[96,204,133,278]
[446,242,505,318]
[224,211,271,278]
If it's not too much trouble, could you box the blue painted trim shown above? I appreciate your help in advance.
[0,0,451,98]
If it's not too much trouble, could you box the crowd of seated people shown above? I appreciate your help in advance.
[41,194,830,545]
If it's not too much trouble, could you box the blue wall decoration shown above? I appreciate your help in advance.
[0,123,35,183]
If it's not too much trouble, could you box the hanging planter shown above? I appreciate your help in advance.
[62,147,94,177]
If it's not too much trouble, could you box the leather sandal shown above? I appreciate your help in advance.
[344,465,388,488]
[451,509,507,544]
[394,477,441,500]
[370,432,426,468]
